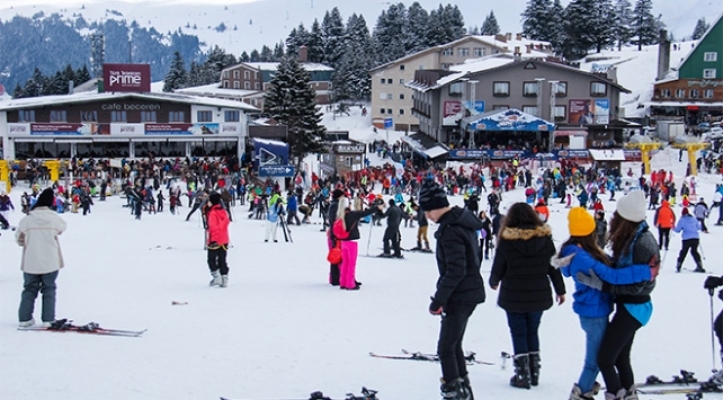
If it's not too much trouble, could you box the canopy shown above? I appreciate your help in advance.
[462,108,555,133]
[400,133,449,159]
[589,149,625,161]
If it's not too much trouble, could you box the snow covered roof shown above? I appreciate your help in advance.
[227,62,334,73]
[589,149,626,161]
[252,138,286,146]
[677,12,723,73]
[0,91,260,112]
[175,83,260,98]
[645,100,723,107]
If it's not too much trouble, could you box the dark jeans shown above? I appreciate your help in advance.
[186,203,201,221]
[506,310,543,354]
[329,237,340,286]
[19,271,59,323]
[287,210,301,225]
[658,227,671,250]
[437,302,477,382]
[597,305,643,393]
[207,247,229,275]
[383,228,401,256]
[698,217,708,232]
[678,238,702,265]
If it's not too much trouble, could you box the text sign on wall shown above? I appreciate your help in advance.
[103,64,151,93]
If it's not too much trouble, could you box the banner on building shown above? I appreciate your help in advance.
[29,123,97,135]
[443,101,462,117]
[253,138,289,167]
[569,99,610,125]
[145,123,220,135]
[103,64,152,93]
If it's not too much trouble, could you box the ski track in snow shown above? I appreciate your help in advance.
[1,147,722,399]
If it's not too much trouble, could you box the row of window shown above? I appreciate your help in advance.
[379,108,405,115]
[17,110,241,123]
[222,80,261,90]
[380,78,405,85]
[441,47,487,57]
[14,141,238,160]
[449,81,606,98]
[659,88,716,99]
[704,52,718,62]
[223,70,259,79]
[379,92,406,100]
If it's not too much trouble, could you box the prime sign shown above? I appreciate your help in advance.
[103,64,151,93]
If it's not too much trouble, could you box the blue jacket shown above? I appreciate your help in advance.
[267,202,282,223]
[673,215,701,240]
[560,245,652,318]
[287,196,298,212]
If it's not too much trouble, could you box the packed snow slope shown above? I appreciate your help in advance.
[0,147,722,399]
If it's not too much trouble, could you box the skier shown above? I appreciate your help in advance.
[421,180,485,400]
[264,193,283,243]
[16,188,67,328]
[412,202,430,252]
[0,191,15,226]
[157,191,165,213]
[673,207,705,273]
[478,211,492,260]
[489,202,565,390]
[534,198,549,223]
[694,198,710,233]
[286,192,301,226]
[704,276,723,385]
[186,190,207,222]
[378,199,403,258]
[488,190,500,215]
[206,193,231,288]
[554,207,656,400]
[653,200,675,251]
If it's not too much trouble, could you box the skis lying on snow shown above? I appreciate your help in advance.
[636,381,721,396]
[18,319,146,337]
[369,349,493,365]
[221,387,379,400]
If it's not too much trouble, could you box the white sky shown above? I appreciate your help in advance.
[0,0,260,6]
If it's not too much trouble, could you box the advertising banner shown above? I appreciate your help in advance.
[569,99,610,125]
[464,100,485,115]
[595,99,610,124]
[443,101,462,117]
[218,123,242,135]
[30,123,97,135]
[7,123,30,135]
[97,123,145,135]
[145,123,219,135]
[253,138,289,167]
[103,64,152,93]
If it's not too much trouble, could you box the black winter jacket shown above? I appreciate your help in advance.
[489,224,565,313]
[381,204,403,230]
[432,207,486,306]
[342,208,377,241]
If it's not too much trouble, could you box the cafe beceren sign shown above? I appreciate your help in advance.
[103,63,151,93]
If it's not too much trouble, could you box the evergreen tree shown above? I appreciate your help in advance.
[13,83,24,98]
[187,61,201,87]
[590,0,616,52]
[561,0,598,59]
[163,51,188,92]
[260,45,273,62]
[204,45,237,83]
[286,23,309,58]
[468,26,480,35]
[249,49,261,62]
[427,4,465,46]
[321,7,345,68]
[264,57,326,166]
[372,4,407,65]
[333,13,373,101]
[692,17,710,40]
[403,2,430,53]
[521,0,552,40]
[307,20,325,63]
[481,11,500,35]
[273,42,286,61]
[76,65,91,84]
[613,0,634,50]
[548,0,566,52]
[631,0,658,50]
[240,51,250,62]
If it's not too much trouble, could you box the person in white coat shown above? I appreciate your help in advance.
[16,188,67,328]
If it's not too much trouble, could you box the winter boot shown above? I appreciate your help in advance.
[415,240,422,250]
[509,353,531,389]
[425,241,431,251]
[529,351,541,386]
[209,270,222,287]
[220,275,229,288]
[460,374,474,400]
[604,389,627,400]
[440,378,467,400]
[622,386,639,400]
[569,383,595,400]
[694,262,706,273]
[676,260,682,273]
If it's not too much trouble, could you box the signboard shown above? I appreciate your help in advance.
[595,99,610,124]
[447,148,641,161]
[97,123,145,135]
[259,165,295,177]
[253,138,289,167]
[7,123,30,135]
[569,99,610,125]
[336,144,365,153]
[443,101,462,117]
[219,123,242,135]
[464,100,485,115]
[103,63,151,93]
[383,118,393,129]
[30,123,97,135]
[145,123,219,135]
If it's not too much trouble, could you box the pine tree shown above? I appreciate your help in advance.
[521,0,552,40]
[468,26,480,35]
[332,13,373,102]
[481,11,500,35]
[163,51,188,92]
[372,4,407,65]
[264,57,326,166]
[260,45,273,62]
[590,0,616,52]
[321,7,345,68]
[548,0,565,52]
[691,17,709,40]
[249,49,261,62]
[403,2,430,53]
[13,83,24,98]
[76,65,91,85]
[561,0,598,58]
[273,42,285,61]
[240,51,250,62]
[631,0,658,50]
[307,20,325,63]
[613,0,634,50]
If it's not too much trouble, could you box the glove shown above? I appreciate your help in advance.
[576,269,603,291]
[704,276,723,290]
[550,253,575,269]
[429,297,443,315]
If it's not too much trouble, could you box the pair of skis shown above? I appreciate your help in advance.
[369,349,493,366]
[221,387,378,400]
[605,370,723,397]
[18,319,146,337]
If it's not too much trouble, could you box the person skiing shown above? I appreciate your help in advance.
[534,198,550,223]
[694,198,710,233]
[489,202,566,390]
[16,188,67,328]
[553,207,657,400]
[186,190,207,222]
[653,200,675,251]
[673,207,705,273]
[0,191,15,226]
[206,193,231,287]
[379,199,403,258]
[704,276,723,385]
[488,190,500,215]
[421,180,485,400]
[264,193,284,243]
[478,211,493,260]
[412,202,431,252]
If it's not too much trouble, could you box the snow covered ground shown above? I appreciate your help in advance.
[1,147,722,400]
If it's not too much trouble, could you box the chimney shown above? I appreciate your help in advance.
[495,34,507,43]
[506,32,512,41]
[606,66,618,83]
[526,45,532,54]
[298,45,308,63]
[516,33,523,41]
[656,29,670,81]
[514,47,521,61]
[68,80,74,95]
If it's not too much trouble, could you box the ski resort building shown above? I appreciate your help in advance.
[0,91,258,160]
[370,34,553,132]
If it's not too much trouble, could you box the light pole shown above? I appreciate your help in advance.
[467,80,479,148]
[549,80,559,151]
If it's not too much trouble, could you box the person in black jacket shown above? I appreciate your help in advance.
[413,202,430,251]
[379,199,403,258]
[478,211,493,260]
[422,181,485,400]
[326,189,344,286]
[489,202,566,390]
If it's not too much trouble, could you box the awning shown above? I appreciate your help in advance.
[400,133,448,159]
[463,108,555,132]
[589,149,625,161]
[425,145,449,159]
[687,105,700,111]
[555,130,588,137]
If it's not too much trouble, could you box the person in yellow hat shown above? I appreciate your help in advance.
[552,207,659,400]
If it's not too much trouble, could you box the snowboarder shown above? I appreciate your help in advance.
[206,193,231,288]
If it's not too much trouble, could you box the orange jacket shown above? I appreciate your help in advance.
[654,201,676,228]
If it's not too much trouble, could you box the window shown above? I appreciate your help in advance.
[197,110,213,122]
[81,110,98,122]
[244,82,250,90]
[449,82,464,96]
[661,89,671,98]
[704,69,717,79]
[380,78,386,84]
[399,94,405,100]
[493,105,509,111]
[18,110,35,122]
[441,63,449,69]
[399,109,405,115]
[50,110,67,122]
[380,109,386,114]
[554,82,568,97]
[254,71,258,79]
[225,110,240,122]
[244,70,250,79]
[553,106,566,122]
[233,70,240,79]
[473,48,484,57]
[458,48,470,57]
[234,81,240,89]
[169,111,185,122]
[223,71,229,78]
[110,111,127,122]
[223,80,229,88]
[140,111,157,122]
[493,82,510,97]
[523,82,539,97]
[387,108,392,114]
[399,79,405,85]
[705,89,714,99]
[704,52,718,62]
[442,48,453,56]
[387,93,393,100]
[255,83,260,90]
[690,89,700,99]
[675,89,685,98]
[400,65,405,71]
[522,106,538,116]
[591,82,607,97]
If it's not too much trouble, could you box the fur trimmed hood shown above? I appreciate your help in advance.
[501,224,553,241]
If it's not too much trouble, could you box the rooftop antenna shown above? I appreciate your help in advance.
[90,33,105,78]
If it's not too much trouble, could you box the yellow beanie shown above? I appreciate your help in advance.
[568,207,596,237]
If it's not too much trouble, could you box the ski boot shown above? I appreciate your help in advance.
[568,383,595,400]
[220,275,229,288]
[604,389,626,400]
[209,270,222,287]
[460,374,474,400]
[622,386,639,400]
[509,353,531,389]
[693,262,706,273]
[529,351,541,386]
[439,377,469,400]
[676,261,682,273]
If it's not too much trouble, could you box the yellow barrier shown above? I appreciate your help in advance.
[0,160,10,193]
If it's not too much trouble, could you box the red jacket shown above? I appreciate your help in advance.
[206,205,230,245]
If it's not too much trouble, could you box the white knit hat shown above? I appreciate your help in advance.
[616,190,647,222]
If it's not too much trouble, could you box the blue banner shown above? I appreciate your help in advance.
[253,139,289,168]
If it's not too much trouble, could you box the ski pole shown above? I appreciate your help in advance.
[366,220,374,257]
[710,288,717,373]
[699,240,706,260]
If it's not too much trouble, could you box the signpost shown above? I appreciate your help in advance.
[384,118,393,143]
[259,165,295,177]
